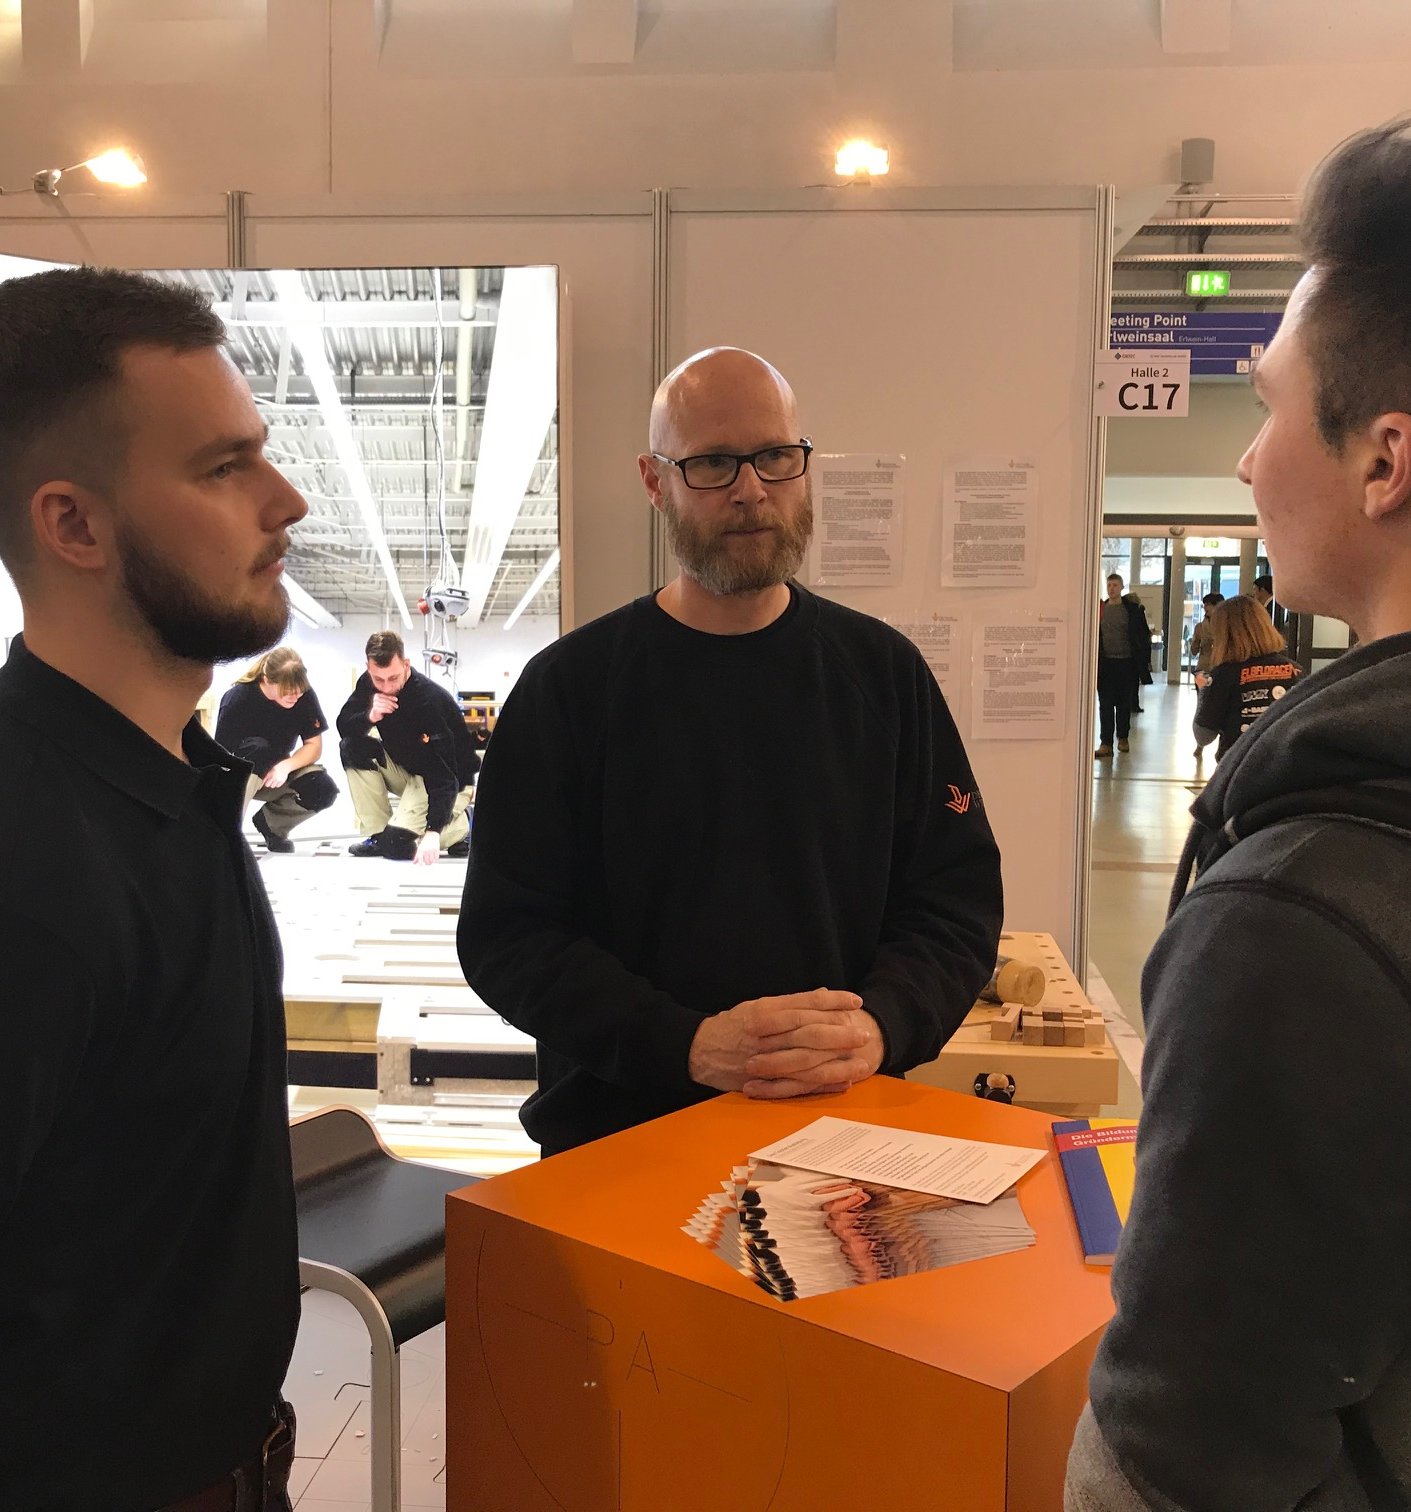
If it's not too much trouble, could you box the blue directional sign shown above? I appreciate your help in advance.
[1109,311,1282,376]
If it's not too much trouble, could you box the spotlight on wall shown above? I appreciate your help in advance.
[834,139,890,180]
[29,148,147,197]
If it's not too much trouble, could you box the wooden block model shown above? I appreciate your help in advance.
[447,1078,1115,1512]
[991,1002,1022,1042]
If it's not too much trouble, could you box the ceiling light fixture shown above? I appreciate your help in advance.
[26,147,147,197]
[834,139,890,180]
[269,268,413,629]
[503,547,560,631]
[282,570,342,631]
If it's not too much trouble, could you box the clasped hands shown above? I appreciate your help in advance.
[687,989,884,1101]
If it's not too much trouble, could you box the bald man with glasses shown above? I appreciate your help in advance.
[459,347,1002,1156]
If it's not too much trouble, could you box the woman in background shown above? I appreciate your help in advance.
[1193,595,1301,762]
[216,647,339,852]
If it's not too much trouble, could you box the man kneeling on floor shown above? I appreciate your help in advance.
[337,630,478,864]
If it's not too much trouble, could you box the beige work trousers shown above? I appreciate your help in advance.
[345,755,473,847]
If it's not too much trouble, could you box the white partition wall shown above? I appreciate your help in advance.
[0,186,1110,967]
[666,188,1112,968]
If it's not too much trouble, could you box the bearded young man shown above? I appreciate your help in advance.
[458,347,1002,1155]
[0,268,304,1509]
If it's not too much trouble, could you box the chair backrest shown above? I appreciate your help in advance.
[290,1106,385,1189]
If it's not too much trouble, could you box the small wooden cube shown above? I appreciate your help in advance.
[990,1002,1022,1043]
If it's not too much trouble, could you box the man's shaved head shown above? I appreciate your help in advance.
[639,346,813,601]
[648,348,799,455]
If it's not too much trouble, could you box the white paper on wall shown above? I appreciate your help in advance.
[971,612,1068,740]
[803,453,904,588]
[888,612,966,719]
[941,459,1038,589]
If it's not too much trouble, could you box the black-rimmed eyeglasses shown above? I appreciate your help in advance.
[651,440,813,491]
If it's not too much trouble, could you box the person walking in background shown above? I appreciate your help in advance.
[1095,573,1151,758]
[1253,571,1288,635]
[216,647,338,853]
[1125,587,1155,714]
[1192,595,1301,761]
[1187,592,1223,682]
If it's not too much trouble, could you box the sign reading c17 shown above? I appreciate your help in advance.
[1094,349,1191,418]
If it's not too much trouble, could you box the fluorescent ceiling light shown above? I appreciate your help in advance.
[282,570,341,631]
[460,266,557,625]
[503,548,560,632]
[835,139,889,178]
[268,269,412,628]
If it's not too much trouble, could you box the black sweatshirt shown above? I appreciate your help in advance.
[459,585,1003,1154]
[0,639,299,1509]
[1194,650,1302,759]
[336,667,478,832]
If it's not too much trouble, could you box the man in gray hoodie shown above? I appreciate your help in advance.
[1067,120,1411,1510]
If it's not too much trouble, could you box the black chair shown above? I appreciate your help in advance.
[291,1106,475,1511]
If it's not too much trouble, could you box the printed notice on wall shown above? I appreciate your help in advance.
[971,613,1067,740]
[941,459,1038,588]
[889,613,965,704]
[803,453,904,588]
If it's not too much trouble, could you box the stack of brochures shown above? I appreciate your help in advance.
[682,1116,1041,1302]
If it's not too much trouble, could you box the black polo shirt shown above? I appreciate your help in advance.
[215,678,327,767]
[0,637,300,1510]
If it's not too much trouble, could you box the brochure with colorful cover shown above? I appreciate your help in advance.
[1051,1118,1138,1265]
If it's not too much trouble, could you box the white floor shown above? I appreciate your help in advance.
[283,1293,447,1511]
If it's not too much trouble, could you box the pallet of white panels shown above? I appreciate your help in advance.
[261,857,548,1177]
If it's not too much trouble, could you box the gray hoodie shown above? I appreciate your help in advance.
[1067,632,1411,1512]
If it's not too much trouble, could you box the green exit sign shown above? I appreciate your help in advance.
[1186,269,1231,297]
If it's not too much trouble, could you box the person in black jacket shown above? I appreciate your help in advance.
[215,646,338,852]
[1068,119,1411,1511]
[1192,594,1301,762]
[1095,573,1153,757]
[337,629,478,864]
[0,268,301,1508]
[459,347,1003,1155]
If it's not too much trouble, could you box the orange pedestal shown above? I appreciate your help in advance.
[446,1077,1113,1511]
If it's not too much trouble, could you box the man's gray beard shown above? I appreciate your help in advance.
[115,517,290,667]
[662,488,814,597]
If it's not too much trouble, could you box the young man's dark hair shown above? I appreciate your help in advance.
[365,629,406,664]
[1299,117,1411,450]
[0,267,223,583]
[1253,572,1274,596]
[1201,591,1224,608]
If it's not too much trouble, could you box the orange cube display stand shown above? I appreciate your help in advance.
[446,1077,1113,1511]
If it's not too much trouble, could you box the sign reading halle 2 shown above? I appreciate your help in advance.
[1094,349,1191,418]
